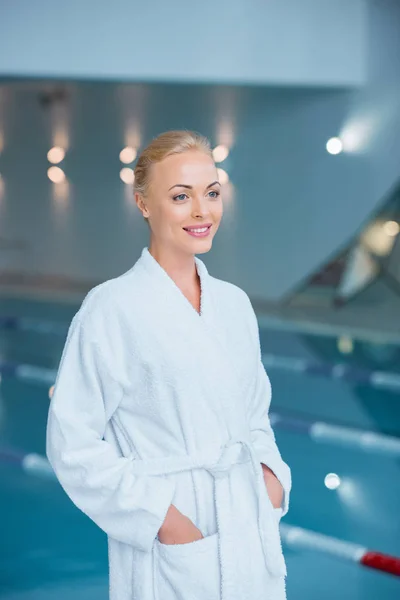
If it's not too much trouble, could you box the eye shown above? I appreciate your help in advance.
[208,190,220,199]
[173,193,188,201]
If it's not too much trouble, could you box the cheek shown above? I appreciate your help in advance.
[162,203,191,227]
[212,202,223,221]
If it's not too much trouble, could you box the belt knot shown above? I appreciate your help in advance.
[204,436,252,479]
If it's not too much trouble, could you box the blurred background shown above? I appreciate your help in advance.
[0,0,400,598]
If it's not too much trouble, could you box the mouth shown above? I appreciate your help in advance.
[183,224,212,238]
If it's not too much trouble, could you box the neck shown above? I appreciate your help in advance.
[148,243,198,290]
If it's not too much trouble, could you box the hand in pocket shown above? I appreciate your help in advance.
[262,463,284,509]
[158,511,204,545]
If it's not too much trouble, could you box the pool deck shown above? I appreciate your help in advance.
[1,271,400,344]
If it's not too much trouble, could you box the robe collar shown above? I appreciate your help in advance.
[138,246,212,321]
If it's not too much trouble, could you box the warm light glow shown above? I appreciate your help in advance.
[216,120,234,150]
[217,168,229,185]
[324,473,341,490]
[47,166,66,183]
[47,146,65,164]
[120,168,135,184]
[119,146,137,164]
[337,336,353,354]
[221,181,235,207]
[124,122,142,153]
[383,220,399,237]
[212,144,229,163]
[49,385,54,399]
[52,178,69,203]
[361,222,397,256]
[326,137,343,155]
[53,129,69,153]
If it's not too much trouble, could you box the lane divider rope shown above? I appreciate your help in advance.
[1,315,400,390]
[1,445,398,577]
[280,523,400,577]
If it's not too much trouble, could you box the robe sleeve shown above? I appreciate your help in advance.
[244,295,292,517]
[46,312,176,552]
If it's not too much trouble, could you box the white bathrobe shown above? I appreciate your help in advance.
[46,246,292,600]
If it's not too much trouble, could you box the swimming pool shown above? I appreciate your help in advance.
[0,296,399,599]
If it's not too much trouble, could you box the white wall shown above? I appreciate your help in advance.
[228,0,400,301]
[0,0,399,303]
[0,0,366,87]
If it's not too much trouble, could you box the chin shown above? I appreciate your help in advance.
[193,240,213,254]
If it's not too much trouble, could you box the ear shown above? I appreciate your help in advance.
[134,192,150,218]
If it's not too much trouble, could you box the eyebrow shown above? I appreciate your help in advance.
[168,180,221,191]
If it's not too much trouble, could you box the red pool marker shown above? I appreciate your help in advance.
[360,551,400,576]
[280,523,400,578]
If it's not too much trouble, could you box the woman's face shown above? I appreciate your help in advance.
[137,149,223,255]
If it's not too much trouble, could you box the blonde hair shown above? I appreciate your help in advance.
[133,130,213,208]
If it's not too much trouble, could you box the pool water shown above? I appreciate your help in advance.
[0,297,399,599]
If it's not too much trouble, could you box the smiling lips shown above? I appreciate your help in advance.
[183,224,212,237]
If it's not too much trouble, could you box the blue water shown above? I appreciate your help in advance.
[0,297,399,599]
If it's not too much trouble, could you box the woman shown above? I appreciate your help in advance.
[46,130,292,600]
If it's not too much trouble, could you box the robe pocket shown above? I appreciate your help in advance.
[154,532,221,600]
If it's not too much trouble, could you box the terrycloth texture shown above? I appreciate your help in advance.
[46,246,292,600]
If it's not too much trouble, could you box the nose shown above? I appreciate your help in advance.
[191,194,210,218]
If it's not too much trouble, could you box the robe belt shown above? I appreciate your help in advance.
[127,435,286,595]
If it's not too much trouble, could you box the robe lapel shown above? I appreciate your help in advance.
[138,246,207,318]
[136,246,249,436]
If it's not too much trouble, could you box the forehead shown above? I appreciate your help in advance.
[151,151,218,187]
